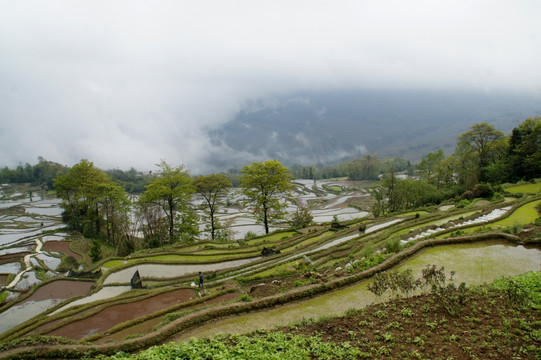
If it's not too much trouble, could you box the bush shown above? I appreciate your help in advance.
[238,294,253,302]
[56,255,78,273]
[385,238,402,254]
[289,206,314,228]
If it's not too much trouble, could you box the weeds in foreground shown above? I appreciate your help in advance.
[368,265,467,317]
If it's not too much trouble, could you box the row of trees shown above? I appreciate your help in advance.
[0,157,68,189]
[54,159,294,258]
[372,117,541,216]
[289,156,411,181]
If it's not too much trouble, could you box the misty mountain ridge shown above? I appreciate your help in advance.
[206,89,541,170]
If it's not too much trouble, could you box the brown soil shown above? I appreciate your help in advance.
[19,280,93,304]
[98,291,240,343]
[0,274,7,287]
[42,241,83,262]
[47,288,197,340]
[280,290,541,360]
[0,252,30,263]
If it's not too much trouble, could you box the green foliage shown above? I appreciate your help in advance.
[368,269,416,298]
[239,160,294,234]
[140,160,194,243]
[238,294,253,302]
[384,238,402,254]
[0,291,9,304]
[372,174,442,215]
[89,239,102,263]
[0,157,67,188]
[174,208,200,242]
[105,167,152,193]
[244,231,258,241]
[288,206,314,229]
[457,122,506,183]
[346,154,380,180]
[154,310,191,330]
[491,271,541,307]
[94,331,364,360]
[54,159,131,247]
[194,174,233,241]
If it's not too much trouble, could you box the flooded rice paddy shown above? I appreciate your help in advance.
[175,241,541,342]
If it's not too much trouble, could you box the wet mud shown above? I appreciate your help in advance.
[42,241,82,261]
[48,288,197,340]
[19,280,93,304]
[98,291,240,343]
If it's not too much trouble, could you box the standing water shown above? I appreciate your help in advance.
[175,241,541,342]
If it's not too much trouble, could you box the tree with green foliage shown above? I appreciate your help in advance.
[457,122,507,182]
[140,160,194,243]
[194,174,233,241]
[54,159,110,237]
[507,117,541,182]
[239,159,294,234]
[418,149,445,185]
[346,154,379,180]
[372,171,441,216]
[98,181,132,251]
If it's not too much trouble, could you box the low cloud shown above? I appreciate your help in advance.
[1,1,540,173]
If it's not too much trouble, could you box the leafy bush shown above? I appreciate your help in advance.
[385,238,402,254]
[56,255,78,273]
[244,231,258,241]
[288,206,314,228]
[238,294,253,302]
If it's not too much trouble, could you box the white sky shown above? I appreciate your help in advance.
[1,0,540,173]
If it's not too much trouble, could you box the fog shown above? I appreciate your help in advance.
[1,1,540,173]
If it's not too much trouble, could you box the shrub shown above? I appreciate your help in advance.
[56,255,78,273]
[385,238,402,254]
[238,294,253,302]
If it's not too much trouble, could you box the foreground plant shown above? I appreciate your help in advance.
[93,331,364,360]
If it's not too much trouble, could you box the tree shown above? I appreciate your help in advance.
[346,154,379,180]
[239,159,294,234]
[54,159,111,237]
[194,174,233,241]
[418,150,445,185]
[289,206,313,228]
[98,181,131,249]
[507,117,541,181]
[457,123,506,182]
[140,160,194,243]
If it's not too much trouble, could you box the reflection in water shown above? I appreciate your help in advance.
[103,257,261,285]
[0,299,59,334]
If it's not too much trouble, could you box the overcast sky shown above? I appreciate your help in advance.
[1,1,540,173]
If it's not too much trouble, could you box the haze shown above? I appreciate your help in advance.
[1,1,540,173]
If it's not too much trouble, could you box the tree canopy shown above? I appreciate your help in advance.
[239,159,293,234]
[194,173,233,241]
[139,160,194,243]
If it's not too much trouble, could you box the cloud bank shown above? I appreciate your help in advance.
[1,1,540,173]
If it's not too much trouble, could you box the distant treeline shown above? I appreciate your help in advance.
[0,157,68,189]
[1,117,539,196]
[289,155,411,180]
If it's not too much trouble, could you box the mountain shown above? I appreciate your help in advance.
[205,89,541,169]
